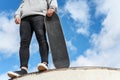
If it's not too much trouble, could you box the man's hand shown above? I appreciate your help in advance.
[15,16,21,24]
[46,8,55,17]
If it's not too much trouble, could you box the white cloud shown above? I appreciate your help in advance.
[0,12,19,57]
[71,0,120,68]
[67,40,77,52]
[0,72,9,80]
[63,0,90,35]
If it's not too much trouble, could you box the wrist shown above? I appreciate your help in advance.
[15,15,20,19]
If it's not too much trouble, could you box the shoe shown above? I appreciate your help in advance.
[38,63,48,71]
[8,69,27,78]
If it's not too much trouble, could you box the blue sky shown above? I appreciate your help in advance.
[0,0,120,79]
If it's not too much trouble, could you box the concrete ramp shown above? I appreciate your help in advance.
[13,67,120,80]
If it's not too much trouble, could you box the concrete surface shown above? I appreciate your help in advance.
[13,66,120,80]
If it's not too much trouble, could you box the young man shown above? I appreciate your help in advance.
[8,0,58,78]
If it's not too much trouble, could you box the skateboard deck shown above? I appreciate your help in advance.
[44,12,70,68]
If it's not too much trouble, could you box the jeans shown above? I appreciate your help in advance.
[19,15,49,68]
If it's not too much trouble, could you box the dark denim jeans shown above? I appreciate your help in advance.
[19,15,49,68]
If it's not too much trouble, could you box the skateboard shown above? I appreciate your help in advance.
[44,12,70,68]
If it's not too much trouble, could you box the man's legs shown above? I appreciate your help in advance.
[31,15,49,71]
[8,17,33,78]
[19,17,33,69]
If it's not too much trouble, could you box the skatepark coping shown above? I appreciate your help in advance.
[12,66,120,80]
